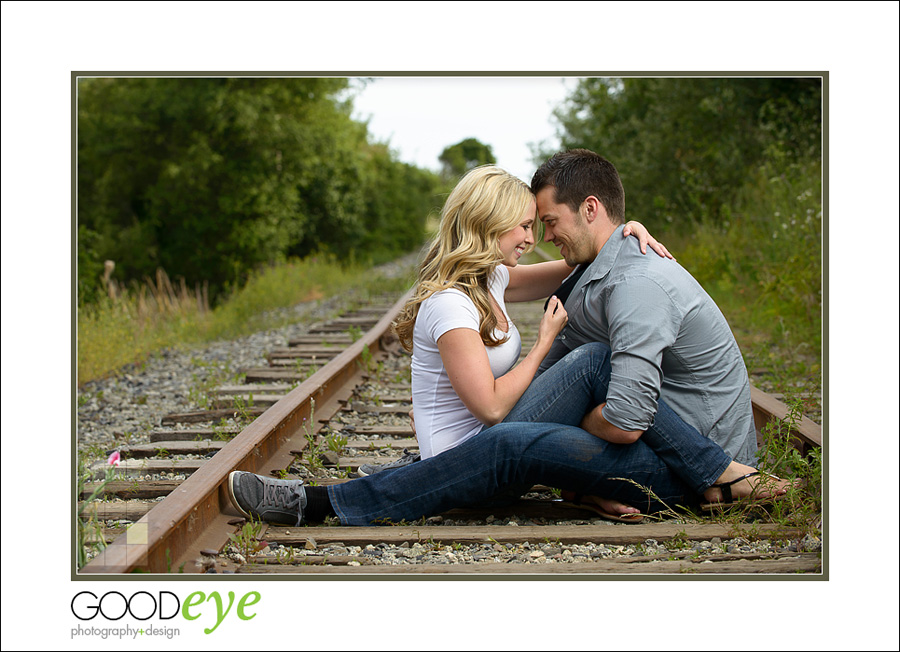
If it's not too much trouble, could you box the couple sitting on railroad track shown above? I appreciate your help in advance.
[228,148,793,527]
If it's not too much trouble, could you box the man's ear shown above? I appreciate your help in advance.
[581,195,606,223]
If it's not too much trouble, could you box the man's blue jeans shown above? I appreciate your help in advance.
[507,342,731,494]
[329,343,731,525]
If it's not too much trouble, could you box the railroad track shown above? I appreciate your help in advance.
[80,288,823,576]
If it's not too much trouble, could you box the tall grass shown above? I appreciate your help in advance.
[77,255,414,385]
[670,159,822,383]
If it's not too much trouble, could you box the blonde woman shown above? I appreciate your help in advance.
[393,165,574,460]
[228,165,777,526]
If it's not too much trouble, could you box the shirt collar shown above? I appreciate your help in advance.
[585,223,627,281]
[565,224,627,305]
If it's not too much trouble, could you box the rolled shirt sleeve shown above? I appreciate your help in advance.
[599,277,682,432]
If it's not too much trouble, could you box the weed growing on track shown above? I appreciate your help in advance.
[325,432,348,456]
[358,343,387,380]
[277,546,298,565]
[232,394,255,427]
[754,399,823,533]
[227,519,265,561]
[211,418,236,442]
[347,325,364,342]
[187,358,243,410]
[295,398,330,474]
[77,453,121,569]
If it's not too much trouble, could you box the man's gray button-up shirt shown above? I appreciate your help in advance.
[538,225,758,466]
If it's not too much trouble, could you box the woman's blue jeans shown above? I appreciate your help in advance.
[329,342,731,525]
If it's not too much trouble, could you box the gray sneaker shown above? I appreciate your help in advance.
[227,471,307,525]
[356,449,421,477]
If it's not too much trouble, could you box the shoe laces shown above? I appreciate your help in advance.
[386,449,419,467]
[263,481,303,513]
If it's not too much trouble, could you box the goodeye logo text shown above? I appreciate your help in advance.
[70,589,261,637]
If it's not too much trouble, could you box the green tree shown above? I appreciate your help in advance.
[438,137,497,182]
[77,77,439,303]
[544,77,821,229]
[357,144,440,260]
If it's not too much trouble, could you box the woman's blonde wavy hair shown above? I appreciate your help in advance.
[393,165,536,351]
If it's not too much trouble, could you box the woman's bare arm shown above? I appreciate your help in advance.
[438,297,567,425]
[504,260,575,303]
[505,221,673,303]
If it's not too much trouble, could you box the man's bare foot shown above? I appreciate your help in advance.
[587,495,642,517]
[703,461,794,505]
[560,490,643,522]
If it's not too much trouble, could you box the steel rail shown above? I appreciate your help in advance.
[81,288,415,575]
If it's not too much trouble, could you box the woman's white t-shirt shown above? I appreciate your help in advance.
[411,265,522,459]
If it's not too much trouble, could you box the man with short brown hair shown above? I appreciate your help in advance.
[531,148,758,469]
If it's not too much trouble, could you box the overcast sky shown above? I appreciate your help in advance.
[348,76,579,183]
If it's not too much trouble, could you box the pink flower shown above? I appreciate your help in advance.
[107,450,121,467]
